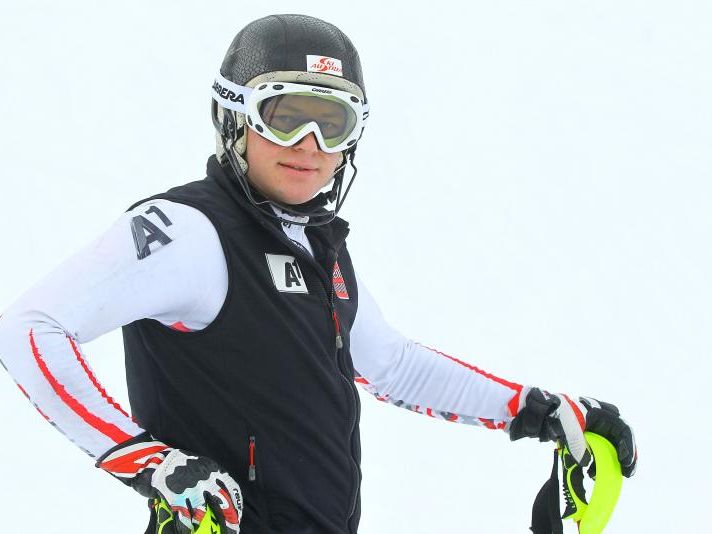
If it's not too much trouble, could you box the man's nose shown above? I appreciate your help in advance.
[293,133,320,152]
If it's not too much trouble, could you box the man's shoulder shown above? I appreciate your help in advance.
[125,197,220,255]
[129,174,251,235]
[128,176,215,211]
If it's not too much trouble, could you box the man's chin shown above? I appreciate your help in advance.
[280,193,317,206]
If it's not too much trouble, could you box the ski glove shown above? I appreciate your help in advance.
[97,433,243,533]
[508,388,637,477]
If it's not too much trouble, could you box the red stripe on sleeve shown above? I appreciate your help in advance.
[66,336,131,418]
[29,329,133,444]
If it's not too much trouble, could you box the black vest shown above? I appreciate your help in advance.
[122,156,361,533]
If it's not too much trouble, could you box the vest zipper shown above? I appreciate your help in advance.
[330,286,361,524]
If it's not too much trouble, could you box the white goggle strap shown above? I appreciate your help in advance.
[211,73,252,113]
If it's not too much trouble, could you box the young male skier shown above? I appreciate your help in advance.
[0,14,637,534]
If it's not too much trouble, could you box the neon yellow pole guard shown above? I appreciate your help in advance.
[194,501,222,534]
[153,498,222,534]
[563,432,624,534]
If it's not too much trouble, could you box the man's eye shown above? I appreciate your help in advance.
[272,115,300,130]
[318,121,340,136]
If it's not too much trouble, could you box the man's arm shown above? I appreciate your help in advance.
[350,275,525,430]
[0,199,228,457]
[350,275,637,476]
[0,197,244,530]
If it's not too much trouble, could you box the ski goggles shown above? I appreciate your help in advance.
[212,74,369,153]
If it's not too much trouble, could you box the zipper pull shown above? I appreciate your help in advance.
[332,310,343,349]
[249,436,256,481]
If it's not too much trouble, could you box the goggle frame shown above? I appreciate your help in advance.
[245,81,368,154]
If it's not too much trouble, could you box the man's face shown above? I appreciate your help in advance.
[245,127,342,206]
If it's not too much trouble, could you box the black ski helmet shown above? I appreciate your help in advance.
[211,14,368,225]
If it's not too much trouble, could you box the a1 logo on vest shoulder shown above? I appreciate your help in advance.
[265,254,308,294]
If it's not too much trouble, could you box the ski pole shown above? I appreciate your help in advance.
[563,432,624,534]
[530,432,624,534]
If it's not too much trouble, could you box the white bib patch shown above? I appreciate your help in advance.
[265,254,308,293]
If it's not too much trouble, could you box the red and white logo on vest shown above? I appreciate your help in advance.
[306,55,343,77]
[332,261,349,299]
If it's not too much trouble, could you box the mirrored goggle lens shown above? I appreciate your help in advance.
[257,93,358,148]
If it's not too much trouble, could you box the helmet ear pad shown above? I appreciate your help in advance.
[213,103,248,173]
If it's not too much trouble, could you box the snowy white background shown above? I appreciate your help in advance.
[1,1,710,532]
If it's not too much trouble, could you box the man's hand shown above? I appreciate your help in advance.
[509,387,637,477]
[97,433,243,533]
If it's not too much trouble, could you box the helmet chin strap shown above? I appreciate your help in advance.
[222,129,359,227]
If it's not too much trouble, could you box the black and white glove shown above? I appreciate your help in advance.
[509,388,637,477]
[97,433,243,533]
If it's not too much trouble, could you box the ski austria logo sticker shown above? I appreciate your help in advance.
[332,261,349,300]
[265,254,308,293]
[306,55,343,77]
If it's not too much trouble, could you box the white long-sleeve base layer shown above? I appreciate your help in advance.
[0,199,524,459]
